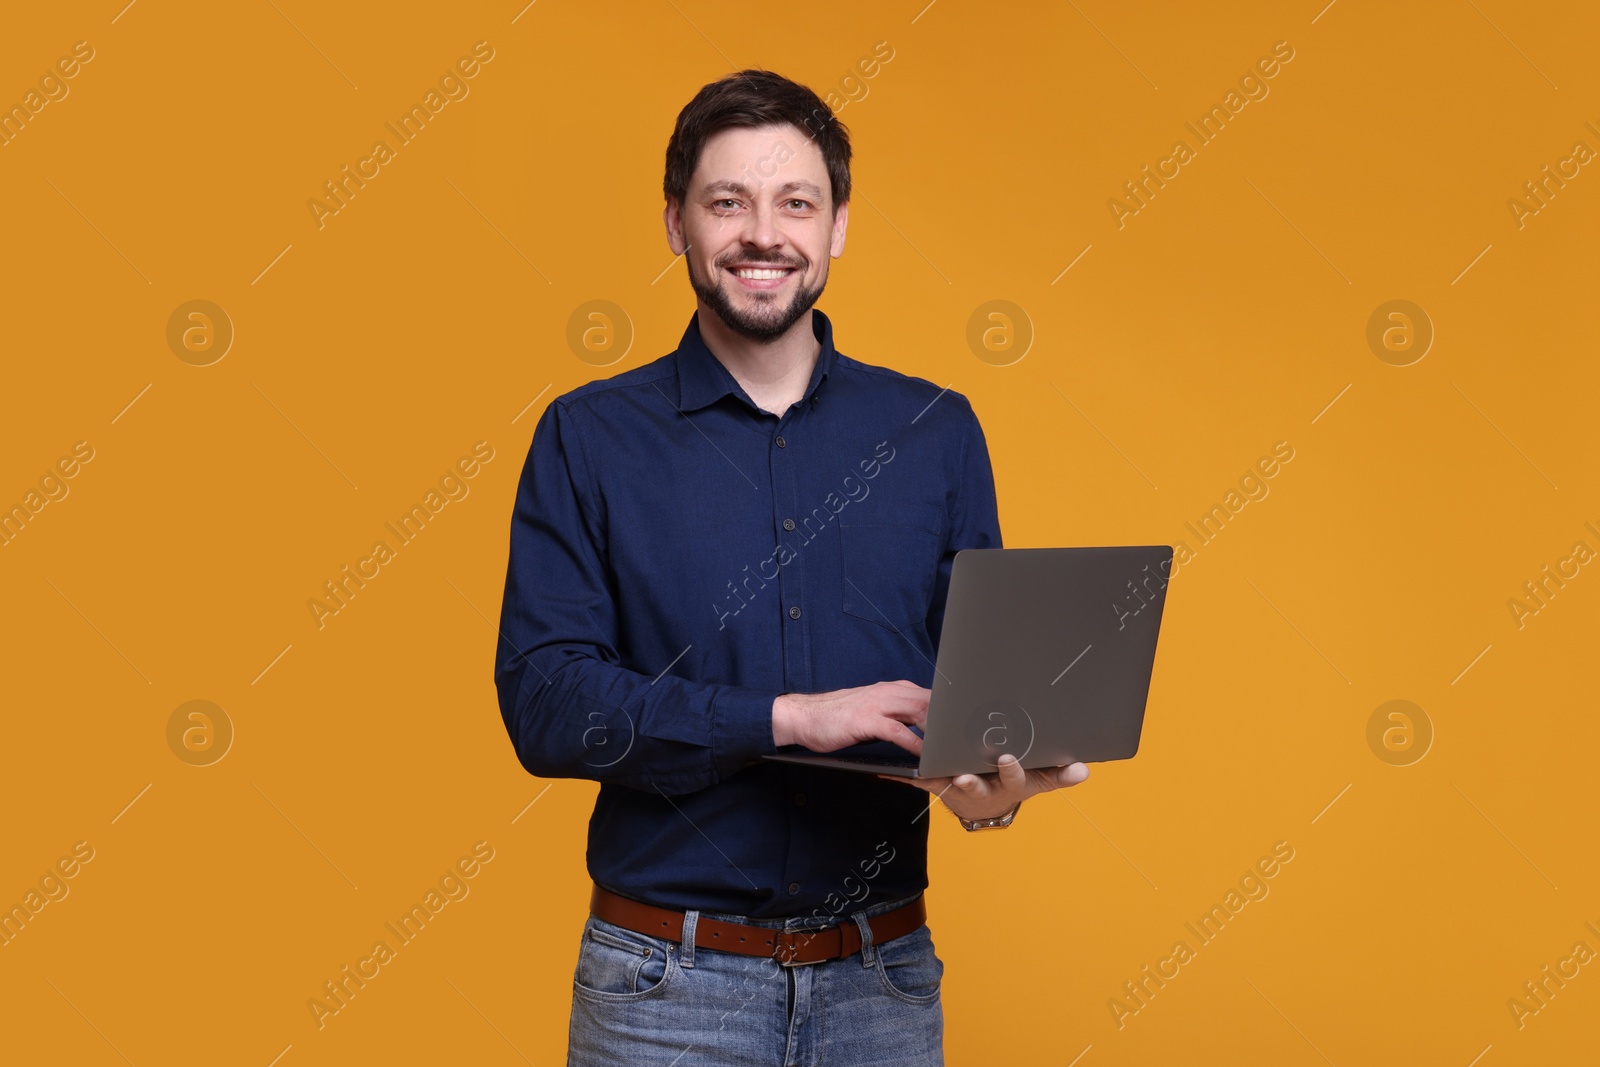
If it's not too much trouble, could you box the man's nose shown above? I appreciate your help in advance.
[739,200,783,250]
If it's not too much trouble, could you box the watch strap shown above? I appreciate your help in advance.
[958,801,1020,831]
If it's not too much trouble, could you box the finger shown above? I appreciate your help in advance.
[997,753,1028,790]
[883,687,934,713]
[884,704,927,727]
[953,773,988,797]
[884,722,924,756]
[896,694,934,716]
[1059,762,1090,787]
[1030,762,1089,793]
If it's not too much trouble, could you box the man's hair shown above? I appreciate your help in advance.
[664,69,852,214]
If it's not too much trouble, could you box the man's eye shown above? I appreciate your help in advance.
[786,199,811,210]
[714,199,740,210]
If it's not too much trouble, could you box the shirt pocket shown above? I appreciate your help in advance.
[839,502,945,632]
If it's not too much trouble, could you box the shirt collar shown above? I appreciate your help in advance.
[674,308,836,414]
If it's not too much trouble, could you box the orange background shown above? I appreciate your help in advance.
[2,1,1596,1064]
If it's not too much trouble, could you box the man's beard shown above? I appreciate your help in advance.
[690,256,826,342]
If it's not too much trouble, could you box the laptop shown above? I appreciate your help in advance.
[762,545,1173,778]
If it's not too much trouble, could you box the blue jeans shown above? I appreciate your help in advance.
[567,890,944,1065]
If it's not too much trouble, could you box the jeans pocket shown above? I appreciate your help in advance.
[572,917,676,1003]
[873,924,943,1005]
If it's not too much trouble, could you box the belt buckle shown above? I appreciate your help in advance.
[774,927,829,967]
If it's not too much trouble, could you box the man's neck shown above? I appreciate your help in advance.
[698,304,820,417]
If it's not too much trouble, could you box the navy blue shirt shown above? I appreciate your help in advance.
[494,308,1001,918]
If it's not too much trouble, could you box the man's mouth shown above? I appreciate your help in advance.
[726,264,798,289]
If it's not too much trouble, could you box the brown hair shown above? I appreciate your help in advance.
[664,69,852,213]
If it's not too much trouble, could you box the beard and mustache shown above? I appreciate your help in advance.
[688,252,827,343]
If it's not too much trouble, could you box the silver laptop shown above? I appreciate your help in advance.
[763,545,1173,778]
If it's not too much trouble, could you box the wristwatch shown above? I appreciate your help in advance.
[957,802,1020,832]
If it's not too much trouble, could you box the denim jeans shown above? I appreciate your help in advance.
[567,890,944,1066]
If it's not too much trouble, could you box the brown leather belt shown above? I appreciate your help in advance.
[590,884,925,965]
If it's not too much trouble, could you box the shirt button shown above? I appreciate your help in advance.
[793,793,806,806]
[775,435,787,448]
[788,882,801,895]
[782,518,795,531]
[789,606,802,620]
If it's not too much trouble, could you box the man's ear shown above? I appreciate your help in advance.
[830,200,849,258]
[664,198,687,256]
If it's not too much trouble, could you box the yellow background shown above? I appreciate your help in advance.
[2,1,1596,1063]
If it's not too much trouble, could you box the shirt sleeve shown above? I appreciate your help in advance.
[494,400,780,796]
[925,397,1003,656]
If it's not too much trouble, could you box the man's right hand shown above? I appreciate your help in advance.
[771,680,929,756]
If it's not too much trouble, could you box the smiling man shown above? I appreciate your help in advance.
[495,69,1088,1067]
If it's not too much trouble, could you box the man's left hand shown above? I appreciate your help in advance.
[877,754,1089,822]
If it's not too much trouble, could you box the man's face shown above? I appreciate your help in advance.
[666,123,848,342]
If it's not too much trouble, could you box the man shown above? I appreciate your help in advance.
[495,68,1089,1066]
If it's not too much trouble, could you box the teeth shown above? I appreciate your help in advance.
[734,268,791,280]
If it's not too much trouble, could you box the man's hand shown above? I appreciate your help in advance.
[772,680,928,754]
[877,753,1089,822]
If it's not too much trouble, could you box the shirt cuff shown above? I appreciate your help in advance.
[711,685,781,779]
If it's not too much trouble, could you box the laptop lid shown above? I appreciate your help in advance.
[763,544,1173,777]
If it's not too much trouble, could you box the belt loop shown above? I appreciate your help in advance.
[680,909,699,968]
[851,909,876,968]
